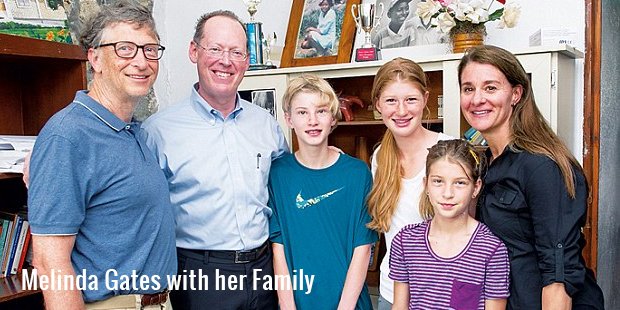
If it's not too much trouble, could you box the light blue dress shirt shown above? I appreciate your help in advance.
[141,84,289,251]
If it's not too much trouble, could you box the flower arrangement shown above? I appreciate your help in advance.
[416,0,521,36]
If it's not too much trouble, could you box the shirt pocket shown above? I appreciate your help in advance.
[253,153,270,203]
[449,279,482,310]
[488,183,532,242]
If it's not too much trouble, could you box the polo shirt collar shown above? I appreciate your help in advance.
[73,90,133,132]
[191,83,244,121]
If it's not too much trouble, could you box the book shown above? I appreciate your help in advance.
[0,219,9,258]
[0,212,18,277]
[17,225,31,272]
[11,221,29,275]
[3,215,24,277]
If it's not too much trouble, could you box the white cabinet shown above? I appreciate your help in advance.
[240,45,582,154]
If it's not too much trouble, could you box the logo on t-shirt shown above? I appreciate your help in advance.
[295,188,342,209]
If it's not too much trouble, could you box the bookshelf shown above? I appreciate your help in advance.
[0,33,87,307]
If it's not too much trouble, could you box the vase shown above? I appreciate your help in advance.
[451,32,485,53]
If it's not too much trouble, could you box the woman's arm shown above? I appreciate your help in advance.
[272,243,297,310]
[337,244,371,310]
[542,282,571,310]
[485,298,507,310]
[392,281,410,310]
[525,159,588,300]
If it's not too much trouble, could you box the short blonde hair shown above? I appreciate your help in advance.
[282,74,341,121]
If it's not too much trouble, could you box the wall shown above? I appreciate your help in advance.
[152,0,585,157]
[598,0,620,308]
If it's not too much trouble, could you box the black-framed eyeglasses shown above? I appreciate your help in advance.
[193,41,248,62]
[97,41,165,60]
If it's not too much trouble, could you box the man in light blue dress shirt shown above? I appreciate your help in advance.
[141,10,287,310]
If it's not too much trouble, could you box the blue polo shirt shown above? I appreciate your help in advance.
[28,91,176,302]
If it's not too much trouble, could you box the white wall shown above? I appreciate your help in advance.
[152,0,585,156]
[152,1,293,109]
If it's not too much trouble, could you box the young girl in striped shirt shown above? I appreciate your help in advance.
[390,139,510,310]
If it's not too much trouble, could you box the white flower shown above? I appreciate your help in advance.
[467,5,490,24]
[498,1,521,28]
[449,0,476,22]
[416,1,443,25]
[434,12,456,33]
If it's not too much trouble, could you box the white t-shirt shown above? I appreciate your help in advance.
[371,132,452,303]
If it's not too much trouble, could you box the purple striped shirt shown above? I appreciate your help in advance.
[389,221,510,310]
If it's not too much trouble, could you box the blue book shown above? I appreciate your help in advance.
[4,215,23,277]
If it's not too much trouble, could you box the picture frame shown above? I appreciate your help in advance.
[251,89,277,118]
[366,0,444,49]
[281,0,361,68]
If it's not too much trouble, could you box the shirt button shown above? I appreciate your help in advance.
[557,243,563,249]
[125,125,131,130]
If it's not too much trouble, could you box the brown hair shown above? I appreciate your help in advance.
[419,139,486,220]
[458,45,582,198]
[367,57,428,232]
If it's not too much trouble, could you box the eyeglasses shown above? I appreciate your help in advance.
[97,41,165,60]
[193,41,248,61]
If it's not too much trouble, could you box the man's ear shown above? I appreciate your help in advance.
[88,48,102,73]
[189,41,199,64]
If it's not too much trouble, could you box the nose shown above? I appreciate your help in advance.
[472,89,485,106]
[396,101,407,115]
[442,185,455,199]
[218,51,232,65]
[308,112,319,125]
[131,48,149,68]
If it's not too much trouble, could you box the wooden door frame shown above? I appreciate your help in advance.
[583,0,601,273]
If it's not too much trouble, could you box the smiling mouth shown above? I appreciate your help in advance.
[392,118,412,126]
[472,110,490,116]
[214,71,232,78]
[305,129,322,136]
[440,203,456,209]
[128,74,148,79]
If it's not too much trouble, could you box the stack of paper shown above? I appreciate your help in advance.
[0,136,36,174]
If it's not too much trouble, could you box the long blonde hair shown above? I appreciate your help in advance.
[367,57,428,232]
[458,45,582,198]
[419,139,486,220]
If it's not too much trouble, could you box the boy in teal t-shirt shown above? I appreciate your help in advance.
[268,74,378,309]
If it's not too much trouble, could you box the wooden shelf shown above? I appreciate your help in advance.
[0,33,86,61]
[0,173,21,180]
[338,119,444,126]
[0,273,41,303]
[0,34,86,308]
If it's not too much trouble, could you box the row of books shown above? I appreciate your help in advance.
[0,211,31,278]
[463,127,488,146]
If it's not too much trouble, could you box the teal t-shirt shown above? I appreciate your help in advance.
[268,153,378,309]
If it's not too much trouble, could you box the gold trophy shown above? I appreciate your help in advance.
[351,3,383,61]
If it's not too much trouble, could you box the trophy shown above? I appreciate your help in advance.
[351,3,384,62]
[243,0,271,70]
[262,32,277,67]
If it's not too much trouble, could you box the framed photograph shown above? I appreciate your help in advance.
[361,0,444,50]
[251,89,276,118]
[281,0,361,68]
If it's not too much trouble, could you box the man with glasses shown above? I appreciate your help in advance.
[142,10,287,310]
[27,1,176,309]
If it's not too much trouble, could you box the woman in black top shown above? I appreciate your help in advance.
[458,45,604,309]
